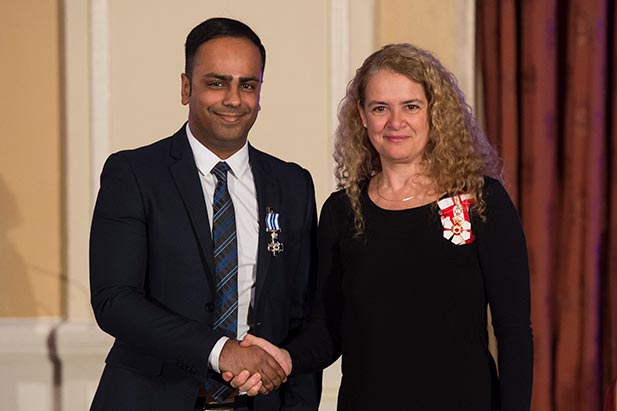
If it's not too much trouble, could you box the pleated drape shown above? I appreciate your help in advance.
[476,1,617,410]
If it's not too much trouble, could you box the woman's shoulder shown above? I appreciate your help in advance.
[481,175,508,197]
[482,175,502,188]
[321,187,359,219]
[480,175,520,214]
[322,188,349,210]
[323,180,370,204]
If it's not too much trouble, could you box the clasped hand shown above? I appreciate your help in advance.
[220,334,292,395]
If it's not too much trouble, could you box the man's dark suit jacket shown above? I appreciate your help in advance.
[89,125,322,411]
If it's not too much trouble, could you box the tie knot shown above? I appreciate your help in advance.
[211,161,231,183]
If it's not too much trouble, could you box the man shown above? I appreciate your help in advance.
[89,17,322,411]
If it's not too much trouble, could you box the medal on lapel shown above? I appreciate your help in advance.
[437,194,475,245]
[265,207,284,256]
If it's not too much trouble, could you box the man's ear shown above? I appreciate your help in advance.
[181,73,191,105]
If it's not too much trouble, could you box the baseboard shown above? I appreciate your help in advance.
[0,318,61,411]
[54,321,113,411]
[0,318,113,411]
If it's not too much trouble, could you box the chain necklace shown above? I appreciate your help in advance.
[375,174,416,202]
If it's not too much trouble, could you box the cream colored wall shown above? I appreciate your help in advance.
[0,0,62,317]
[375,0,476,102]
[0,0,475,320]
[105,1,333,209]
[0,1,476,410]
[64,0,364,323]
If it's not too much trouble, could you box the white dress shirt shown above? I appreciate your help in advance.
[186,124,259,372]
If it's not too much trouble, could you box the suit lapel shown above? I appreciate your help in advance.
[249,145,281,306]
[168,127,216,288]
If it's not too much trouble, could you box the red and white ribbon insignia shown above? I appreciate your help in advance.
[437,194,475,245]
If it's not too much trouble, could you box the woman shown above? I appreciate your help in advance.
[234,43,533,411]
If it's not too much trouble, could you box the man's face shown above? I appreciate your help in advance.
[181,36,263,158]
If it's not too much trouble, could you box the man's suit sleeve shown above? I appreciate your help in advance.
[89,152,219,380]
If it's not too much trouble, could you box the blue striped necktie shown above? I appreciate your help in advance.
[206,161,238,401]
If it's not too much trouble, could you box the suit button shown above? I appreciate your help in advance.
[205,302,215,312]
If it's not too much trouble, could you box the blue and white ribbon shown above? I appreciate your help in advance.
[265,208,281,232]
[265,207,284,256]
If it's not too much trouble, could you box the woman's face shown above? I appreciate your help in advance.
[358,69,430,168]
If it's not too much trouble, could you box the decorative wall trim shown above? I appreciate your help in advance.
[90,0,111,201]
[328,0,350,192]
[55,321,113,356]
[329,0,350,135]
[0,318,60,354]
[320,1,353,408]
[0,319,113,411]
[55,321,113,411]
[63,0,96,322]
[453,0,476,104]
[0,319,61,411]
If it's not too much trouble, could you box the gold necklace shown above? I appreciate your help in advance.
[375,175,416,202]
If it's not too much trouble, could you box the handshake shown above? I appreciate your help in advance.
[218,334,292,395]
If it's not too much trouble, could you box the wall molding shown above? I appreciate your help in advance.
[55,321,113,411]
[0,318,112,411]
[90,0,111,202]
[0,319,61,411]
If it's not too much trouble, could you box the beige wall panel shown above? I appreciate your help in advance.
[0,1,481,410]
[350,0,376,74]
[106,0,332,207]
[375,0,475,102]
[63,0,93,321]
[0,0,62,317]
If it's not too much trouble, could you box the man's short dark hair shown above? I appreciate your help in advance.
[185,17,266,80]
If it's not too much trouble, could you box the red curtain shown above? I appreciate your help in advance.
[476,1,617,410]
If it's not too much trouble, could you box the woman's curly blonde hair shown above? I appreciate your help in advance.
[334,43,503,236]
